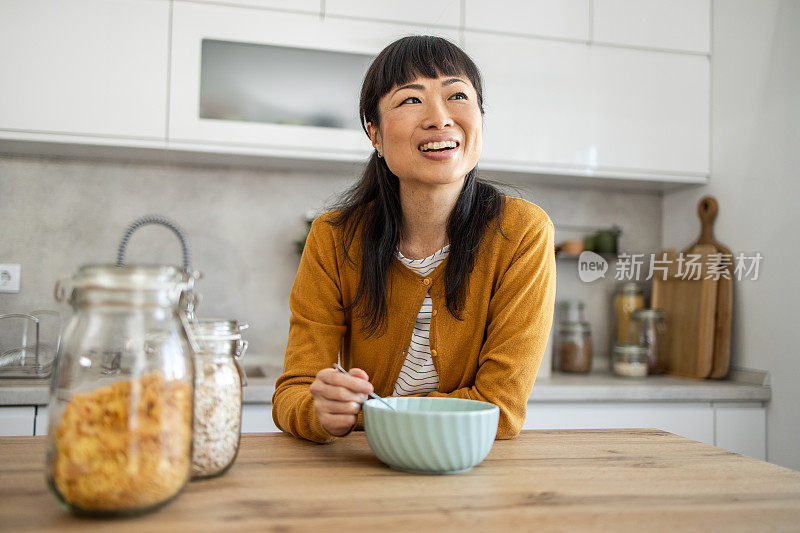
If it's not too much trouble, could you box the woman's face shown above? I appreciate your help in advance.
[366,74,483,187]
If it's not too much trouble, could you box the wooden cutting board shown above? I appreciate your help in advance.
[651,245,720,379]
[683,196,733,379]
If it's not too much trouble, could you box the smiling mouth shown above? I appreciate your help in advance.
[418,141,460,152]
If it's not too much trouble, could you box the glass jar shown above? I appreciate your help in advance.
[557,322,593,373]
[189,319,248,479]
[46,265,195,516]
[614,282,645,344]
[561,300,586,323]
[626,309,668,375]
[612,343,649,378]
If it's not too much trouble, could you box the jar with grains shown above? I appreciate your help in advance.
[626,309,668,374]
[557,322,593,373]
[47,265,196,516]
[188,319,248,479]
[612,343,649,378]
[614,282,644,344]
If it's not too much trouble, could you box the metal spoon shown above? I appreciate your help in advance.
[333,363,396,411]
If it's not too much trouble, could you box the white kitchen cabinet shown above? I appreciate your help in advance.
[523,401,767,460]
[326,0,461,28]
[593,0,711,54]
[35,406,49,436]
[241,404,281,433]
[168,1,458,159]
[188,0,320,14]
[464,0,589,41]
[523,402,715,444]
[590,45,710,176]
[464,30,710,180]
[464,31,594,170]
[714,406,766,461]
[0,0,169,140]
[0,406,35,437]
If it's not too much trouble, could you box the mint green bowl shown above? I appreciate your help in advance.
[363,397,500,474]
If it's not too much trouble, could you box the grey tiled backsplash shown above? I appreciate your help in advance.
[0,155,661,369]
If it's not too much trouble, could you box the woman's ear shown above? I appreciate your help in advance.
[366,122,381,154]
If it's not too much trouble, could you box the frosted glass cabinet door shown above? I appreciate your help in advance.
[169,1,458,159]
[0,0,169,140]
[463,31,594,170]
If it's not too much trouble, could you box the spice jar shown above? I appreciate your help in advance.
[189,319,248,479]
[557,322,593,373]
[614,282,645,344]
[612,343,649,377]
[46,265,196,516]
[626,309,668,374]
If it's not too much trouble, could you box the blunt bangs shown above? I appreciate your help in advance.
[360,35,485,136]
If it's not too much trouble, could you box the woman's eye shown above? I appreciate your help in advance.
[450,92,467,100]
[401,96,421,104]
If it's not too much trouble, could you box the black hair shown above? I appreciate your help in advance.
[325,35,512,338]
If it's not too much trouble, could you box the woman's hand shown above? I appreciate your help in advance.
[309,367,374,436]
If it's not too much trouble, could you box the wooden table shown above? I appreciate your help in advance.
[2,430,800,532]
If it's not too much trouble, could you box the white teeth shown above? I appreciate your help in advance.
[419,140,459,151]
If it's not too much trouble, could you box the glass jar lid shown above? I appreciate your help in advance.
[631,308,665,320]
[616,282,643,295]
[559,321,591,334]
[57,264,194,307]
[613,342,649,362]
[189,318,247,342]
[72,265,187,291]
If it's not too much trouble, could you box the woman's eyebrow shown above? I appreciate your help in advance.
[392,78,467,95]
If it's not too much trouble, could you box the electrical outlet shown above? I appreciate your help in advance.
[0,264,21,293]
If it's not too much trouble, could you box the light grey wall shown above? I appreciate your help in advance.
[662,0,800,470]
[0,154,661,374]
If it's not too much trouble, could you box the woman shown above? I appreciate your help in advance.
[272,35,556,443]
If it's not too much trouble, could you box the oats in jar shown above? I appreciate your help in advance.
[192,357,242,478]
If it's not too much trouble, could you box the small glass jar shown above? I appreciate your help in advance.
[626,309,668,375]
[612,343,649,378]
[47,265,195,516]
[614,282,645,344]
[561,300,586,323]
[189,319,248,480]
[557,322,593,373]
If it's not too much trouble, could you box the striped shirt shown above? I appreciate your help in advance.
[391,244,449,396]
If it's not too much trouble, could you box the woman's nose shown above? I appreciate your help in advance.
[422,100,453,129]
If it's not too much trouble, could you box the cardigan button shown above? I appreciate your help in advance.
[422,277,431,286]
[430,349,438,357]
[431,309,438,317]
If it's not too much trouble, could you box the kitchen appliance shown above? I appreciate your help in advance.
[0,310,61,378]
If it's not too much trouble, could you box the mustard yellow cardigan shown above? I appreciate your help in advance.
[272,196,556,443]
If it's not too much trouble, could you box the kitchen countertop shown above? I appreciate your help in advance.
[0,360,770,406]
[2,430,799,531]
